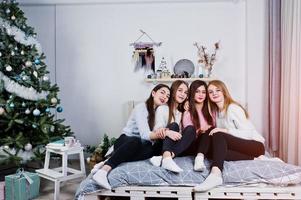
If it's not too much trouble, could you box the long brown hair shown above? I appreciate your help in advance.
[145,84,170,130]
[208,80,249,118]
[167,80,189,124]
[188,80,213,130]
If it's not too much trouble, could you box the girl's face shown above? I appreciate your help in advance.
[174,83,188,104]
[194,85,206,104]
[208,84,224,103]
[152,87,170,107]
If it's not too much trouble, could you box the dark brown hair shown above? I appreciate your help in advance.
[145,84,170,130]
[167,80,189,125]
[188,80,213,131]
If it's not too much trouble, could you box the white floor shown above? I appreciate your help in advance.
[33,178,82,200]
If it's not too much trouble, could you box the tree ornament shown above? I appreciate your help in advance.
[45,108,50,113]
[6,65,12,72]
[0,107,5,115]
[51,97,58,104]
[34,59,40,65]
[11,15,16,21]
[33,71,38,78]
[33,108,40,116]
[22,102,26,107]
[22,75,28,81]
[9,102,14,108]
[57,106,63,113]
[32,124,37,128]
[24,143,32,151]
[25,108,30,114]
[11,51,15,56]
[25,61,32,67]
[43,75,49,81]
[0,52,2,57]
[5,8,10,14]
[21,50,25,55]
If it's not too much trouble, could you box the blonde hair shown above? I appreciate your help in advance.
[208,80,249,118]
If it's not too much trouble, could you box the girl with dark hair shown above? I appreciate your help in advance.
[149,80,195,173]
[181,80,214,171]
[92,84,170,190]
[194,80,265,192]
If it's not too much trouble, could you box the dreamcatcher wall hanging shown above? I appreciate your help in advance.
[130,29,162,73]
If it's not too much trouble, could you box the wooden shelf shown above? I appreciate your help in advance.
[145,77,216,83]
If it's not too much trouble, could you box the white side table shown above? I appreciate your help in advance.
[36,145,86,200]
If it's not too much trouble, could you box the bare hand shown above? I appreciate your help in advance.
[166,130,182,141]
[155,128,167,139]
[209,128,227,136]
[184,101,189,111]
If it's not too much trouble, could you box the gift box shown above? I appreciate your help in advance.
[0,182,5,200]
[5,169,40,200]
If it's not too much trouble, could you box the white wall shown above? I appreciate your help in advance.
[21,0,268,145]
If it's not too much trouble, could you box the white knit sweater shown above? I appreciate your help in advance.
[216,104,265,144]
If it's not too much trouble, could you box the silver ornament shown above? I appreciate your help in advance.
[22,75,28,81]
[0,107,5,115]
[11,15,16,20]
[43,75,49,81]
[25,108,30,115]
[11,51,15,56]
[51,97,58,104]
[21,50,24,55]
[24,143,32,151]
[33,71,38,78]
[33,108,40,116]
[6,65,12,72]
[25,61,32,67]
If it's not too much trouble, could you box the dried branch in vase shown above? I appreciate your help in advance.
[194,41,220,73]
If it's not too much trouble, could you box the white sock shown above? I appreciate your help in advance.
[92,169,112,190]
[150,156,162,167]
[161,157,183,173]
[194,154,206,171]
[194,173,223,192]
[91,161,105,174]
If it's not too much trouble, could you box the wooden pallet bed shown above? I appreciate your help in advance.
[84,184,301,200]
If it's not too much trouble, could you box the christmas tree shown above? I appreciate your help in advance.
[0,0,72,166]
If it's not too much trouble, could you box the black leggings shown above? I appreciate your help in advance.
[105,134,161,169]
[196,131,265,171]
[161,123,196,157]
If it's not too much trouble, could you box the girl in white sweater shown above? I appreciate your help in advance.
[194,80,265,192]
[150,80,195,173]
[93,84,170,190]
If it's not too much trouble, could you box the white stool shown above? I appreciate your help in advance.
[36,145,86,200]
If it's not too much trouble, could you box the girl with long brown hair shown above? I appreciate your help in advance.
[92,84,170,190]
[194,80,265,192]
[181,80,214,171]
[149,80,195,173]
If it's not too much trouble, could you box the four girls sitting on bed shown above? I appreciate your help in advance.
[92,80,265,192]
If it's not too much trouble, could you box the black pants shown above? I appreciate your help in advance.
[194,131,265,171]
[161,123,196,157]
[105,134,161,169]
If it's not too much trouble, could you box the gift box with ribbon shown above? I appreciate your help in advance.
[5,169,40,200]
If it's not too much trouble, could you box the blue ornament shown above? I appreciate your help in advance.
[56,106,63,113]
[45,108,50,113]
[34,59,40,65]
